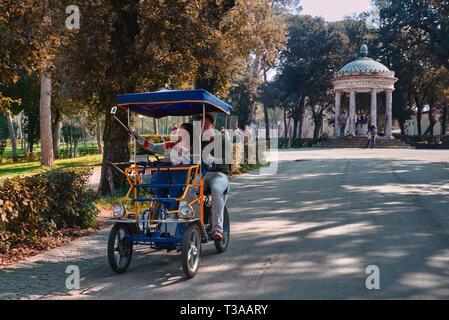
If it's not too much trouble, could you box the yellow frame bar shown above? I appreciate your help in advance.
[124,163,203,220]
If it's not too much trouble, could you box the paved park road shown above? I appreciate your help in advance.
[1,149,449,299]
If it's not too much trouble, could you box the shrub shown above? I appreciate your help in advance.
[276,138,319,149]
[36,167,99,228]
[131,135,171,155]
[141,135,171,143]
[395,135,449,147]
[0,167,99,253]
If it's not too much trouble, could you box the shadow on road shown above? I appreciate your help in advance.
[2,156,449,300]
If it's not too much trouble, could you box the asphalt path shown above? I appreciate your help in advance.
[42,149,449,300]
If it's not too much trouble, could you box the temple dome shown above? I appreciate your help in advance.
[337,45,391,74]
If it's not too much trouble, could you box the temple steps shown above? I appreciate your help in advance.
[316,136,413,149]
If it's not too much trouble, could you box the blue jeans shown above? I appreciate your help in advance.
[204,172,229,233]
[340,125,346,136]
[185,171,229,234]
[366,136,376,149]
[150,168,188,211]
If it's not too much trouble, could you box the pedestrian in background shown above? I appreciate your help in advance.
[339,111,348,136]
[366,124,377,149]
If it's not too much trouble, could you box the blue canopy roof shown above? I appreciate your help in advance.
[117,89,232,119]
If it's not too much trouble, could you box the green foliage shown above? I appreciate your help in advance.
[395,134,449,147]
[374,0,449,69]
[141,135,171,144]
[373,0,449,136]
[0,167,99,253]
[272,15,353,138]
[1,73,41,152]
[277,138,318,149]
[0,92,21,113]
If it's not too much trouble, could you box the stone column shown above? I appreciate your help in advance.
[370,90,377,128]
[334,91,342,136]
[385,90,393,139]
[349,90,356,136]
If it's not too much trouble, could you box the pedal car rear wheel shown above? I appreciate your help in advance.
[108,223,133,274]
[214,206,230,253]
[182,224,202,278]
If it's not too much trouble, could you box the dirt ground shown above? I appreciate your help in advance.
[0,207,113,269]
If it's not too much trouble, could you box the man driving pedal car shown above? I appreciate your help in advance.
[131,123,194,212]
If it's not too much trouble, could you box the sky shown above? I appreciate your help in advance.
[300,0,373,22]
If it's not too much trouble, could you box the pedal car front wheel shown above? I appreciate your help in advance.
[182,224,202,278]
[108,223,133,274]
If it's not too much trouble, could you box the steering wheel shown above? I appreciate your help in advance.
[134,146,162,167]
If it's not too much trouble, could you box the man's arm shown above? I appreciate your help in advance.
[132,131,176,153]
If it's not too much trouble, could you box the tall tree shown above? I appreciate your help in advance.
[39,69,54,165]
[372,0,449,136]
[0,1,39,160]
[1,1,63,164]
[275,15,349,138]
[5,110,17,160]
[53,0,283,195]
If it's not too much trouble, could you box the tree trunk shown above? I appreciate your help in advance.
[83,136,88,154]
[52,119,62,159]
[73,138,79,158]
[293,117,299,139]
[96,118,103,154]
[26,138,34,155]
[39,71,54,166]
[423,105,436,137]
[20,112,25,150]
[262,99,270,140]
[52,108,62,159]
[27,143,32,154]
[69,123,73,158]
[441,106,447,136]
[283,108,288,138]
[417,108,423,137]
[300,107,307,139]
[430,104,436,139]
[16,113,23,150]
[6,110,18,161]
[313,112,323,140]
[247,98,256,125]
[98,109,131,195]
[61,135,66,155]
[287,117,292,138]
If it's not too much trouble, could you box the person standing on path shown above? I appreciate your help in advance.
[339,111,348,136]
[366,124,377,149]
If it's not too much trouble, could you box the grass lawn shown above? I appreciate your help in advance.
[2,140,100,158]
[0,154,103,179]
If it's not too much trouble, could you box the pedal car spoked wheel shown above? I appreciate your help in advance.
[214,206,230,253]
[108,224,133,274]
[182,224,202,278]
